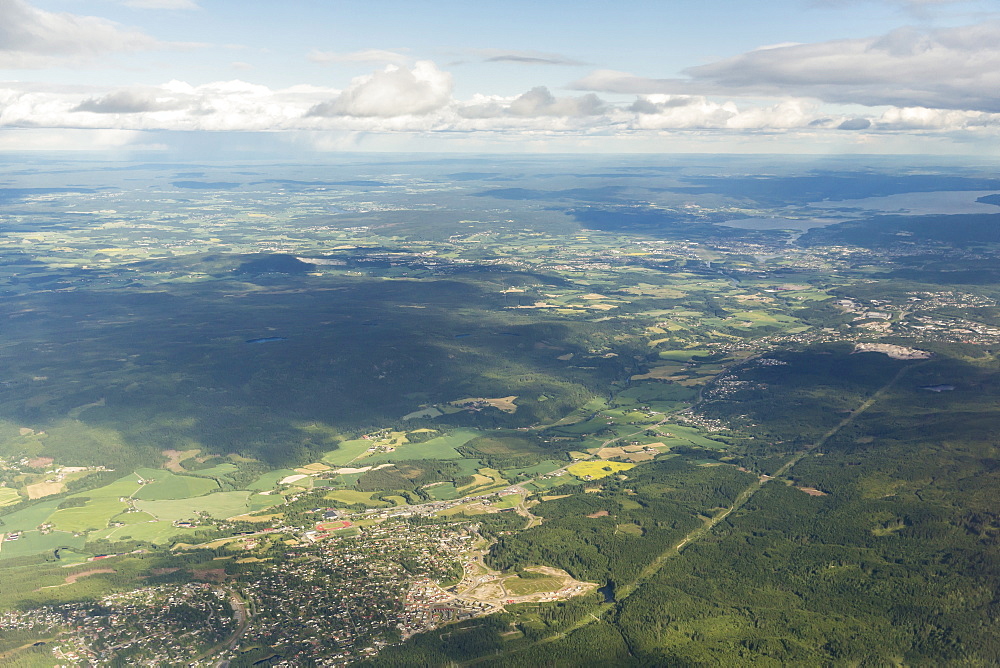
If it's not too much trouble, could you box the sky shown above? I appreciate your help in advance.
[1,0,999,155]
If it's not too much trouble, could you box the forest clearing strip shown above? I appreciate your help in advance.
[463,360,921,664]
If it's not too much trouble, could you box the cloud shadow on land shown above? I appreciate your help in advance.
[0,259,629,466]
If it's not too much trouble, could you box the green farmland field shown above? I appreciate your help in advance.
[426,483,459,500]
[360,429,481,464]
[0,530,85,561]
[658,424,730,449]
[658,349,711,361]
[0,488,21,508]
[503,575,563,597]
[49,497,126,532]
[247,469,297,491]
[67,473,143,502]
[133,469,219,500]
[91,520,194,545]
[324,490,392,507]
[321,439,376,466]
[0,500,63,533]
[136,491,279,522]
[181,463,239,479]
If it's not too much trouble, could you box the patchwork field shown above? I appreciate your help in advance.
[0,488,21,507]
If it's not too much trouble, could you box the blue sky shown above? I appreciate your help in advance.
[1,0,999,154]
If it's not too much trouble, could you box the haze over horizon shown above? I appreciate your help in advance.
[1,0,999,155]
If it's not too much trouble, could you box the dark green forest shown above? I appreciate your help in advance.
[368,347,1000,666]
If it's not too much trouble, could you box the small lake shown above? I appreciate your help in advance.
[597,581,616,603]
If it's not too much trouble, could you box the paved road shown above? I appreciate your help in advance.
[189,586,249,667]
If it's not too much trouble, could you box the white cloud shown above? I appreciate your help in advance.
[508,87,605,116]
[572,20,1000,113]
[307,49,408,65]
[625,95,824,130]
[1,65,999,144]
[570,69,664,95]
[0,0,165,68]
[459,87,606,118]
[477,49,587,66]
[0,80,339,132]
[73,88,189,113]
[307,61,452,117]
[874,106,1000,130]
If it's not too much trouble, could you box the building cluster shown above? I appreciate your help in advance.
[0,520,487,666]
[0,583,235,666]
[223,521,478,665]
[399,577,497,639]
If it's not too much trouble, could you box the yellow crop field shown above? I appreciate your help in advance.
[566,461,635,480]
[26,481,64,499]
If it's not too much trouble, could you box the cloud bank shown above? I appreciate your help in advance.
[0,0,998,152]
[572,21,1000,113]
[4,74,998,141]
